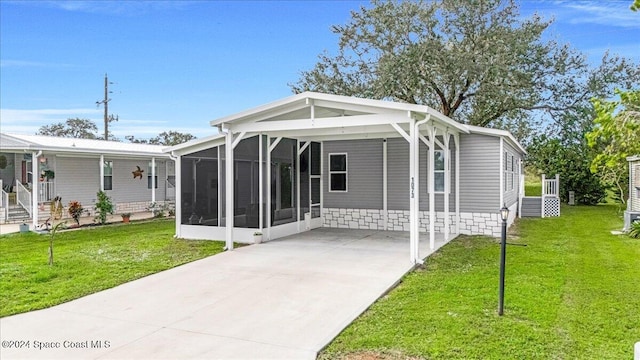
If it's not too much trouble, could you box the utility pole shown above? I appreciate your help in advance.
[96,73,118,140]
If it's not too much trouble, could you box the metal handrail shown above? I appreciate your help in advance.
[16,180,32,217]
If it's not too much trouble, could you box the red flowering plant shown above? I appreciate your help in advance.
[67,201,84,226]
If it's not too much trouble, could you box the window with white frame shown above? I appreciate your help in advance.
[434,150,445,192]
[147,161,158,189]
[511,156,516,191]
[329,153,347,192]
[103,160,113,190]
[503,152,508,192]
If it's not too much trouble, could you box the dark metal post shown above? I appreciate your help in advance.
[498,205,508,316]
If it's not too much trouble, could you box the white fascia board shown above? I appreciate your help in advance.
[165,134,225,155]
[466,125,527,154]
[210,93,308,127]
[231,113,408,134]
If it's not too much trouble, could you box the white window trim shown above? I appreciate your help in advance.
[434,149,446,194]
[104,160,113,191]
[147,161,158,189]
[328,153,348,192]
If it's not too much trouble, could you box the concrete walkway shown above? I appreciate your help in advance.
[0,229,449,360]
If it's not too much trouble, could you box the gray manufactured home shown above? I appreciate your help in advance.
[168,92,525,264]
[0,133,174,227]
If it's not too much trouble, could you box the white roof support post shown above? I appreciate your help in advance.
[296,139,301,231]
[266,135,272,240]
[428,124,436,250]
[454,133,460,235]
[224,126,234,250]
[408,117,418,264]
[151,157,156,203]
[173,154,182,238]
[31,151,41,230]
[259,134,264,231]
[444,131,450,241]
[383,139,388,230]
[100,154,105,191]
[217,146,222,226]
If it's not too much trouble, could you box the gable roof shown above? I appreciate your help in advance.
[210,91,469,134]
[0,133,169,157]
[169,92,526,156]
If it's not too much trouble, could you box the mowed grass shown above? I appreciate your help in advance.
[0,220,224,317]
[320,205,640,359]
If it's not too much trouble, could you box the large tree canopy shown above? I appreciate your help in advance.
[37,118,99,139]
[292,0,639,137]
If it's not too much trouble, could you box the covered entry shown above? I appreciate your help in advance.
[168,92,469,264]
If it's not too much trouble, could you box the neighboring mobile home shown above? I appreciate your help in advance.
[625,155,640,230]
[167,92,526,264]
[0,133,175,227]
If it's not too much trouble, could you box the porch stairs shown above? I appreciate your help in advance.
[6,205,30,224]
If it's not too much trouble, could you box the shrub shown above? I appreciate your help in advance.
[67,201,84,226]
[95,190,114,225]
[629,221,640,239]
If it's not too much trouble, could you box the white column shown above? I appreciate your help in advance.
[296,139,301,231]
[151,157,156,203]
[217,146,222,225]
[266,136,272,239]
[454,133,460,235]
[31,152,39,229]
[382,139,388,230]
[499,138,504,209]
[444,132,450,241]
[409,118,417,263]
[225,128,234,250]
[259,134,263,231]
[428,125,435,250]
[100,154,105,191]
[174,155,181,238]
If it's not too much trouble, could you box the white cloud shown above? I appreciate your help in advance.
[0,108,101,124]
[556,1,640,28]
[36,1,195,16]
[0,108,213,139]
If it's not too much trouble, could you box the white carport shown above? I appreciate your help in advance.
[169,92,469,264]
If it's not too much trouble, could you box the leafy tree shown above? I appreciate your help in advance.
[126,131,196,146]
[587,89,640,204]
[632,0,640,11]
[37,118,99,139]
[526,131,605,205]
[292,0,640,138]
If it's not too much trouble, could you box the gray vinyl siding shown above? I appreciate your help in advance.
[55,157,101,206]
[387,138,409,210]
[55,156,168,208]
[108,158,168,203]
[388,137,456,212]
[503,141,521,208]
[631,159,640,212]
[459,134,501,213]
[323,139,383,209]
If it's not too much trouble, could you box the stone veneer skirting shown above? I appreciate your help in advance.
[323,207,511,237]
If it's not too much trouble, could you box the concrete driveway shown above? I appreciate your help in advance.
[0,228,448,360]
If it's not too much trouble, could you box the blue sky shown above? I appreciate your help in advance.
[1,0,638,140]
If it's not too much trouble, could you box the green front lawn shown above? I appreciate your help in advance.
[321,205,640,359]
[0,220,224,317]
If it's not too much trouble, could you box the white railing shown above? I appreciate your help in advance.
[16,180,32,217]
[39,181,55,202]
[542,174,559,197]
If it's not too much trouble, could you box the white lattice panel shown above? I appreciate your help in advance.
[544,197,560,217]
